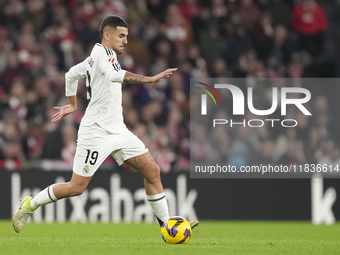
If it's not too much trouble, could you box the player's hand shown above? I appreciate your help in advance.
[151,68,177,83]
[51,104,77,123]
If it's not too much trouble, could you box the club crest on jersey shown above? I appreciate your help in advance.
[83,165,89,174]
[108,57,115,63]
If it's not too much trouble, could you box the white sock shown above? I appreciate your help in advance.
[30,185,58,210]
[147,192,169,226]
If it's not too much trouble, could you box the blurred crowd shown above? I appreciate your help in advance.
[0,0,340,171]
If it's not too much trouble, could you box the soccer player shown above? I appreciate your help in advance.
[12,16,198,233]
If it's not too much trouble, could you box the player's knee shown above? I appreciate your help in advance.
[145,164,161,184]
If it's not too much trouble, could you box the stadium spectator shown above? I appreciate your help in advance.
[238,0,261,32]
[125,22,151,66]
[179,0,201,23]
[291,0,329,57]
[0,26,10,75]
[199,26,227,70]
[263,24,294,65]
[253,12,274,59]
[0,51,30,93]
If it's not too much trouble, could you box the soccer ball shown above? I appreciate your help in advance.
[161,216,192,244]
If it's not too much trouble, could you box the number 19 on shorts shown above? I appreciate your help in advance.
[85,150,98,165]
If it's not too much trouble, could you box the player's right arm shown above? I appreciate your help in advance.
[51,60,87,123]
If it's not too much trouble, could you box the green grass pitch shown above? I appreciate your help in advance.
[1,221,340,255]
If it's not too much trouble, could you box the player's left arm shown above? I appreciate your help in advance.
[123,68,177,83]
[98,47,177,84]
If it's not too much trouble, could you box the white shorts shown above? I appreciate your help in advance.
[73,123,148,177]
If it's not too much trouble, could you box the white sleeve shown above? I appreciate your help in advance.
[65,59,87,96]
[98,48,126,83]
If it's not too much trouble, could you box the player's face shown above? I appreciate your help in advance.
[109,26,128,55]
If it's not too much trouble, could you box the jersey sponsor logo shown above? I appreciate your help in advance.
[108,57,115,63]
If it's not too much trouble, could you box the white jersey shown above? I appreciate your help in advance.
[65,43,127,133]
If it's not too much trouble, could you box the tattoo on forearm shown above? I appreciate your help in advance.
[123,72,145,83]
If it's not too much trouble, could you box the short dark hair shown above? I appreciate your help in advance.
[99,16,128,40]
